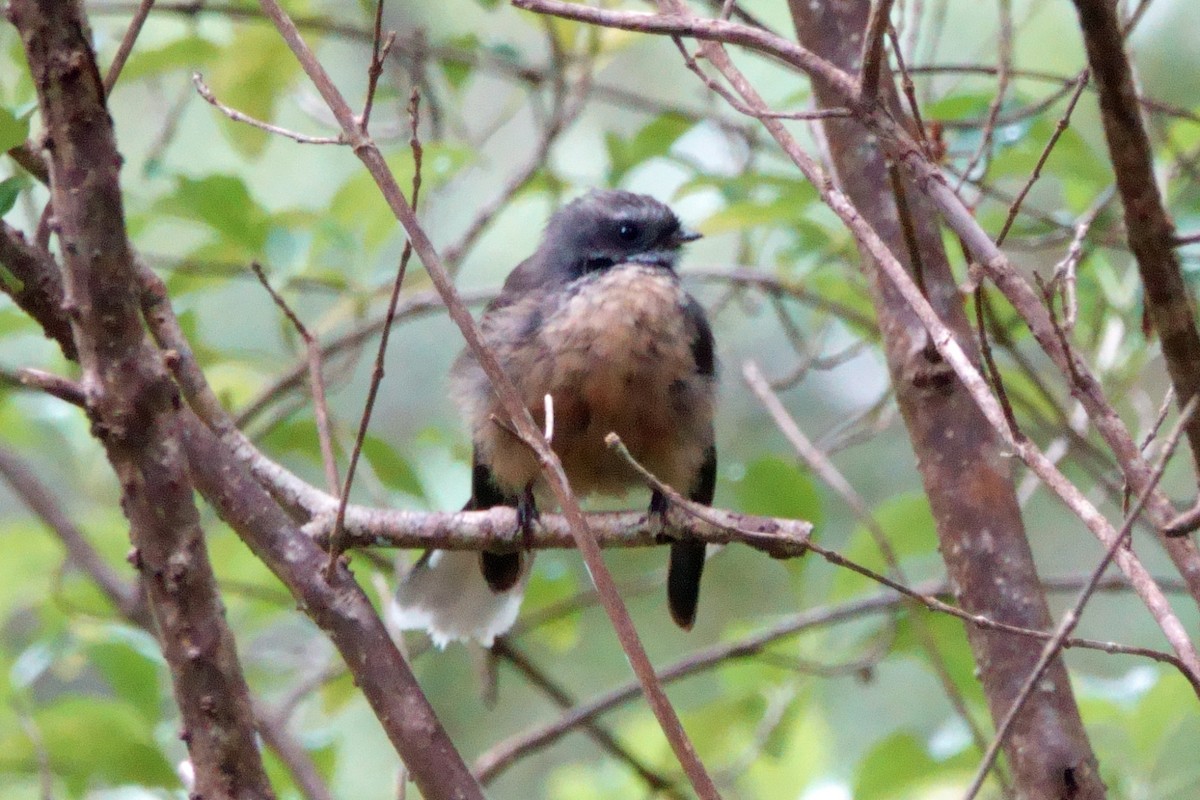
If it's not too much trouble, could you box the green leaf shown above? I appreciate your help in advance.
[205,26,302,156]
[320,670,358,715]
[441,36,480,90]
[0,696,177,793]
[732,455,822,525]
[81,625,164,722]
[892,613,985,707]
[0,104,32,152]
[261,417,324,465]
[741,698,832,796]
[606,113,694,183]
[923,90,997,122]
[854,732,938,800]
[832,493,937,598]
[0,175,22,217]
[361,435,424,498]
[121,36,221,83]
[330,144,473,252]
[158,174,273,252]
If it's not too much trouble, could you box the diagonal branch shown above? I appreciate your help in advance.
[1070,0,1200,481]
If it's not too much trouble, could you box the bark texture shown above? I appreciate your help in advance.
[7,2,275,798]
[789,1,1106,796]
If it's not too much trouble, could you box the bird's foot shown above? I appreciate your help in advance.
[648,489,671,541]
[517,482,539,549]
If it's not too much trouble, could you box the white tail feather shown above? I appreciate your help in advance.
[392,550,528,648]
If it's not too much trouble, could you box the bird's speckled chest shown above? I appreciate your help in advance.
[540,265,695,394]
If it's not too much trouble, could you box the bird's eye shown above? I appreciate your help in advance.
[617,222,639,241]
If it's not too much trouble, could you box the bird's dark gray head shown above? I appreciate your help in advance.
[539,190,700,279]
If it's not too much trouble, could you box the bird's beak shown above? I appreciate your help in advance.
[676,226,703,244]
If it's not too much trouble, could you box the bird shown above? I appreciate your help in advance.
[393,189,716,647]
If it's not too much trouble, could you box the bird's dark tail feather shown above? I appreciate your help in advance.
[667,540,706,630]
[481,552,524,592]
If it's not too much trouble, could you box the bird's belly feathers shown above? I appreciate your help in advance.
[463,265,713,499]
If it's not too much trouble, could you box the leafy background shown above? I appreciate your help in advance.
[2,0,1200,798]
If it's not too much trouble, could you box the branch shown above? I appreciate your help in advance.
[179,409,483,800]
[308,504,811,559]
[102,0,155,92]
[0,222,76,360]
[1070,0,1200,479]
[9,2,273,797]
[857,0,895,103]
[193,72,344,144]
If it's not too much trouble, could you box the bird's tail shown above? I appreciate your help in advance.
[392,549,529,648]
[667,540,706,630]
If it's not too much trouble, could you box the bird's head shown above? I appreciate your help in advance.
[541,190,701,278]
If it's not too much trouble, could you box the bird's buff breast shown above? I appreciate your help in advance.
[461,265,713,500]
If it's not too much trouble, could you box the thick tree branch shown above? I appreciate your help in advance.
[782,7,1103,793]
[178,409,484,800]
[8,2,274,798]
[1071,0,1200,479]
[0,222,76,359]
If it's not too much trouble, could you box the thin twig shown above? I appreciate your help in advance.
[954,0,1012,194]
[1121,0,1155,37]
[192,72,345,144]
[886,26,930,152]
[994,69,1090,246]
[249,261,341,494]
[326,88,422,577]
[858,0,897,104]
[1049,191,1110,333]
[103,0,156,92]
[17,368,87,407]
[671,37,852,123]
[359,0,396,133]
